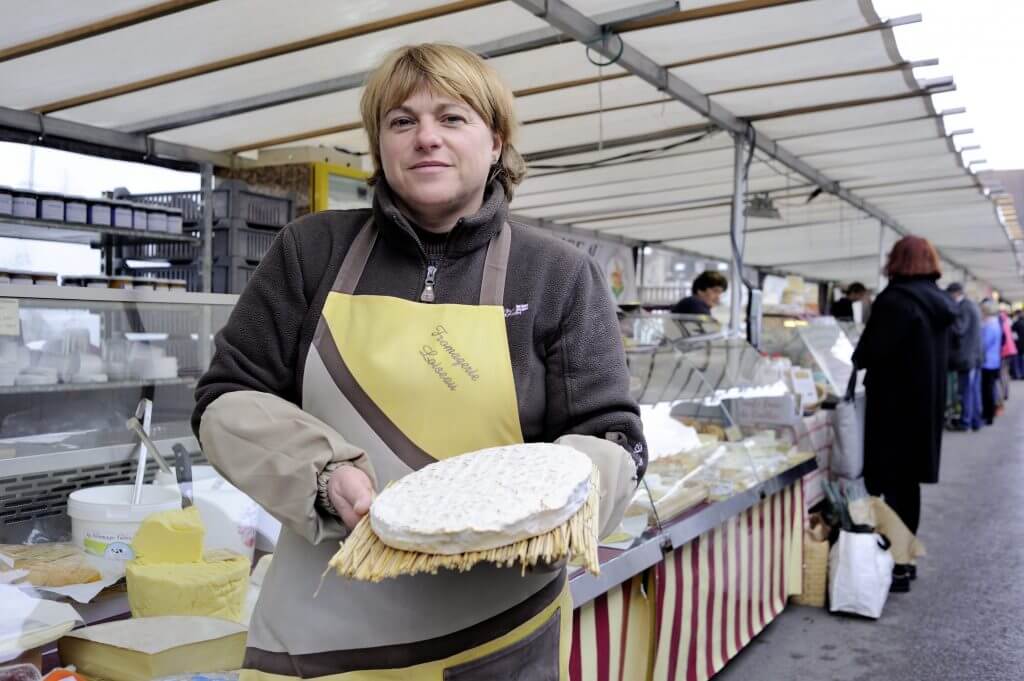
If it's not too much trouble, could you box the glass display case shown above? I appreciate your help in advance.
[0,285,236,542]
[760,314,858,395]
[610,311,814,544]
[838,319,865,347]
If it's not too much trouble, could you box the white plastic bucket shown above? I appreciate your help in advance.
[154,465,258,561]
[67,484,181,561]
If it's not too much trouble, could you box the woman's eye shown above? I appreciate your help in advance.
[442,115,466,125]
[389,117,414,128]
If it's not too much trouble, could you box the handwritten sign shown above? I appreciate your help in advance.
[0,300,19,336]
[789,367,818,409]
[731,394,801,426]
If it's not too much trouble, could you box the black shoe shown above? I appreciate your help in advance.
[891,565,912,593]
[947,423,968,432]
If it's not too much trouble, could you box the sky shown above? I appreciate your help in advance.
[874,0,1024,170]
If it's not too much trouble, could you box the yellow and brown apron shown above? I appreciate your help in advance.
[243,219,571,680]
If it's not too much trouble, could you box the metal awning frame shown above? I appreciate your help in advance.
[0,0,1016,297]
[509,0,994,291]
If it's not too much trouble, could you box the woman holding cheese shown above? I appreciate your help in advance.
[193,43,646,680]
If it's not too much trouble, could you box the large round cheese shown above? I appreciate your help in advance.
[370,443,592,555]
[126,549,249,622]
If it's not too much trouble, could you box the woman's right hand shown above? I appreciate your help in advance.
[327,466,375,530]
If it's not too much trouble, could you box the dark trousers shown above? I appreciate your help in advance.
[982,368,1000,423]
[1013,354,1024,379]
[865,476,921,536]
[957,369,983,429]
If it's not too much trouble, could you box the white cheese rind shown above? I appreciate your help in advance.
[370,443,592,554]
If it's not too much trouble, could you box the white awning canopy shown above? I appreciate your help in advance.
[1,0,1019,296]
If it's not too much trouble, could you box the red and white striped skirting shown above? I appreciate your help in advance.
[570,481,805,681]
[570,573,653,681]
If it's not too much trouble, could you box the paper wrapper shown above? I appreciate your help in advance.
[870,497,926,565]
[0,585,82,663]
[848,496,926,564]
[0,551,125,604]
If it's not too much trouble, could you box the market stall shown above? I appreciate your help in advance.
[2,0,1022,678]
[1,303,817,680]
[564,312,816,681]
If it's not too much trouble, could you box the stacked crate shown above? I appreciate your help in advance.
[119,180,295,293]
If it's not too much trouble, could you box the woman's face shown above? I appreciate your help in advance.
[379,87,501,229]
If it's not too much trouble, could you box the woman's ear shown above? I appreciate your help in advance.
[492,132,503,163]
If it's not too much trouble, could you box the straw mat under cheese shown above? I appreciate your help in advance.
[327,444,600,582]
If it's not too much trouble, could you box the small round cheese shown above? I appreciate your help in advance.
[370,443,592,555]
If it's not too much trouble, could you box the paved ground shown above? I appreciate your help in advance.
[715,382,1024,681]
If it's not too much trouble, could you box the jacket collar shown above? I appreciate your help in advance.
[371,178,508,260]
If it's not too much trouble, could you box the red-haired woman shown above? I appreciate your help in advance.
[852,236,957,591]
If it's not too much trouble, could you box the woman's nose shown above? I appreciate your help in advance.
[414,118,442,150]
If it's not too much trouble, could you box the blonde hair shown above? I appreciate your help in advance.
[360,43,526,199]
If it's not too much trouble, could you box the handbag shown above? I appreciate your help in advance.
[831,368,865,479]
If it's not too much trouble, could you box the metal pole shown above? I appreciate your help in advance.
[877,221,888,292]
[637,244,646,304]
[729,132,748,335]
[200,162,213,293]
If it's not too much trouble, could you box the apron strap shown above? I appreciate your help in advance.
[335,217,377,295]
[479,221,511,307]
[333,216,512,306]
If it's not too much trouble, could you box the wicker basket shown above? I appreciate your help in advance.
[792,529,829,607]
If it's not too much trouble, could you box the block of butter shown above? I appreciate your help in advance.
[128,508,249,622]
[131,505,204,563]
[58,616,246,681]
[127,549,249,622]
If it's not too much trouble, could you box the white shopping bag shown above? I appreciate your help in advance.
[828,530,894,619]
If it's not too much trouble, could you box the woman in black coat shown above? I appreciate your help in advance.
[852,236,957,553]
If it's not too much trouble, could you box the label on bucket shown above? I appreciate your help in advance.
[84,534,136,561]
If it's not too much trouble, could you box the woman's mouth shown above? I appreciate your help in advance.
[409,161,451,171]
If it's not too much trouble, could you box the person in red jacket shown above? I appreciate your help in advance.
[997,304,1018,411]
[1012,309,1024,380]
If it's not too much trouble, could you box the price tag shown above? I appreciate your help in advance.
[0,300,20,336]
[789,367,818,408]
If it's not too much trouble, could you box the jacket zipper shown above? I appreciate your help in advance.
[413,216,456,303]
[420,264,438,303]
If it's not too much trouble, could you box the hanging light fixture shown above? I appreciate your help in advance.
[745,192,781,220]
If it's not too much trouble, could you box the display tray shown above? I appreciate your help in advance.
[0,214,199,245]
[568,457,815,607]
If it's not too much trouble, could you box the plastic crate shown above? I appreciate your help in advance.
[122,222,278,263]
[127,257,259,294]
[128,265,200,291]
[210,220,279,261]
[126,180,294,228]
[212,256,259,294]
[122,236,200,262]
